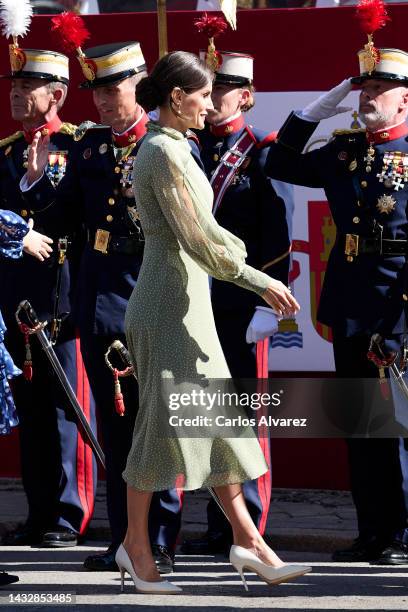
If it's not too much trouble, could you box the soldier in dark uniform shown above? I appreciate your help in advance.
[265,48,408,564]
[0,47,97,547]
[182,51,291,555]
[23,40,203,574]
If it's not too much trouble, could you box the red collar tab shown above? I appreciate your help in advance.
[112,112,148,147]
[256,131,278,149]
[366,122,408,145]
[210,114,245,137]
[23,116,63,144]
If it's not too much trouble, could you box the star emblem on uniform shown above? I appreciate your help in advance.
[376,194,396,215]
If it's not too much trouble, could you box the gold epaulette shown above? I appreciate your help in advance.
[74,121,109,141]
[60,122,78,137]
[332,128,366,137]
[0,131,24,149]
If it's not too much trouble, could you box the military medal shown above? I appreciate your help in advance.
[376,194,396,214]
[127,205,140,223]
[127,203,143,238]
[22,146,68,185]
[377,151,408,191]
[99,143,108,154]
[364,144,375,173]
[338,151,348,161]
[348,160,357,172]
[118,156,135,194]
[46,151,68,187]
[83,147,92,159]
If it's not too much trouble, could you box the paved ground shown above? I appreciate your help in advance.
[1,546,408,611]
[0,480,358,552]
[1,480,408,610]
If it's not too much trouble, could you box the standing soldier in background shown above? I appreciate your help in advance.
[0,35,97,547]
[182,49,291,555]
[265,45,408,564]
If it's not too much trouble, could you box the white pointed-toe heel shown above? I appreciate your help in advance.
[115,544,182,594]
[230,545,311,591]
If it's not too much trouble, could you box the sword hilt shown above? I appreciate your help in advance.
[104,340,135,378]
[110,340,133,369]
[369,333,397,367]
[15,300,47,333]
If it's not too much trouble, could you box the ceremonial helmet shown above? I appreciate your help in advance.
[0,0,69,83]
[351,48,408,85]
[200,49,253,87]
[351,0,408,84]
[78,41,147,89]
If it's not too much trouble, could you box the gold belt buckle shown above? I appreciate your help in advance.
[345,233,359,257]
[94,229,110,254]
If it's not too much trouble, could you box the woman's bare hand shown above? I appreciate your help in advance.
[262,279,300,317]
[22,219,53,261]
[27,131,50,185]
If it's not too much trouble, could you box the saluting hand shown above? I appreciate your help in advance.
[27,131,50,186]
[301,78,353,122]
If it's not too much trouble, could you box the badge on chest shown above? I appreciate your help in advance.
[113,145,136,198]
[23,144,68,187]
[377,151,408,191]
[118,156,136,197]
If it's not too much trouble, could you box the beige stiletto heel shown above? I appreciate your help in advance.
[230,545,311,591]
[115,544,182,594]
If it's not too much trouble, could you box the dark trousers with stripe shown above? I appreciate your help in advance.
[80,332,183,550]
[207,309,272,535]
[332,331,408,542]
[6,320,97,535]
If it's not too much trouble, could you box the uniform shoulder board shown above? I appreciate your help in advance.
[256,131,278,149]
[73,121,109,141]
[60,122,78,137]
[0,131,24,149]
[332,128,366,137]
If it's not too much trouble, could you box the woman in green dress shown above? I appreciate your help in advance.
[118,51,311,594]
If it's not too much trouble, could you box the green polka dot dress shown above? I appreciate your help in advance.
[123,122,272,491]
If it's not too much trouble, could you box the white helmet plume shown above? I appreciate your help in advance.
[0,0,33,41]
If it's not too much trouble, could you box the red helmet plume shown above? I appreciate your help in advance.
[51,11,90,54]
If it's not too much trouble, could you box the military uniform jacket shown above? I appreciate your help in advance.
[0,122,79,324]
[199,123,290,312]
[265,112,408,336]
[23,122,204,336]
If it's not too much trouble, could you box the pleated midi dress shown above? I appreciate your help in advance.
[123,122,274,491]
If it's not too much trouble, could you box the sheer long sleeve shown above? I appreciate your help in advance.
[0,210,29,259]
[145,139,272,297]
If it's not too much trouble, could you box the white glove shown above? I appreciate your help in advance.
[300,78,353,122]
[246,306,279,344]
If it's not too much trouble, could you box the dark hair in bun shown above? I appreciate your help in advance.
[136,50,213,112]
